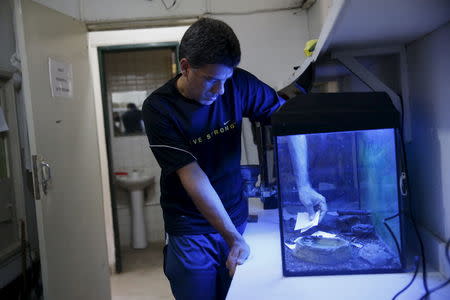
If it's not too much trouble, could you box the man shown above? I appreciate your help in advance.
[143,18,326,300]
[122,102,143,134]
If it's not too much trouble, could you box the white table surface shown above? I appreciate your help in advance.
[227,209,450,300]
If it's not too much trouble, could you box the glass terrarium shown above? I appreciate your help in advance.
[271,92,405,276]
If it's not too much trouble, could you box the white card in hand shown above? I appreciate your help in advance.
[294,211,320,232]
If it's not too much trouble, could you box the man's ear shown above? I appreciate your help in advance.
[179,58,190,76]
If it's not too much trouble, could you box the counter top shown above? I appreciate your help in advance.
[227,209,450,300]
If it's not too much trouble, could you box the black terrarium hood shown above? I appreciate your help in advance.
[271,91,400,136]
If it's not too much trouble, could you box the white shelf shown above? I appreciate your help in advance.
[324,0,450,53]
[288,0,450,83]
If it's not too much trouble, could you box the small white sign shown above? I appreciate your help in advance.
[49,58,73,98]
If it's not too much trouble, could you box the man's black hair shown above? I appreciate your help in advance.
[179,18,241,68]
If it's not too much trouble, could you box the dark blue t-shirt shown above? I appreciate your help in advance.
[142,68,284,235]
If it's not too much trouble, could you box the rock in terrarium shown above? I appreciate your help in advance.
[292,236,352,265]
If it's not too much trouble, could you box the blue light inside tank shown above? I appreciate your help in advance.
[277,128,403,276]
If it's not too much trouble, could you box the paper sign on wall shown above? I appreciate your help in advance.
[49,58,73,98]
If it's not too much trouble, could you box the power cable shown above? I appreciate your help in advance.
[334,53,431,299]
[383,213,402,260]
[398,105,430,298]
[419,239,450,299]
[389,88,430,298]
[392,256,420,300]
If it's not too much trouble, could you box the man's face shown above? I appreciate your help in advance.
[184,63,234,105]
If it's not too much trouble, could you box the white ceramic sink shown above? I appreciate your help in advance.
[115,171,154,249]
[115,173,154,191]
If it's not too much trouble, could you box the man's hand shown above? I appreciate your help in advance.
[298,185,327,222]
[177,162,250,277]
[226,236,250,277]
[286,135,327,223]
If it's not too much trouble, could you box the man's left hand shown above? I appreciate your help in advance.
[226,236,250,277]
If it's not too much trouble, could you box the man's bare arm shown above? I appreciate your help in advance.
[287,135,327,221]
[176,161,250,276]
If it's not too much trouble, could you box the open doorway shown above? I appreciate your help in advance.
[88,26,189,298]
[98,43,178,273]
[89,26,189,274]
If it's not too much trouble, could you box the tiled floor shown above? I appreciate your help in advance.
[110,242,173,300]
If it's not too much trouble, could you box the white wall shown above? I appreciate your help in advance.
[306,0,333,39]
[217,9,309,90]
[209,0,304,15]
[34,0,306,22]
[83,0,205,22]
[218,10,310,165]
[112,135,166,245]
[406,22,450,277]
[333,54,401,94]
[32,0,81,19]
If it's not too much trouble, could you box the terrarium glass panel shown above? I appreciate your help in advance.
[277,128,403,276]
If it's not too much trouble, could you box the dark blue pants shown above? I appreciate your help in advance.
[163,223,246,300]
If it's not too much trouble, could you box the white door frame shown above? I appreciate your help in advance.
[88,25,189,273]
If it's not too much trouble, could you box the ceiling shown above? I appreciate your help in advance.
[325,0,450,52]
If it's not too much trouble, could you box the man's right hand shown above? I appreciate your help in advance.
[298,185,327,222]
[225,236,250,277]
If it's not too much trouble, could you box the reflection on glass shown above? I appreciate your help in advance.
[111,91,147,136]
[102,46,177,137]
[278,128,402,276]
